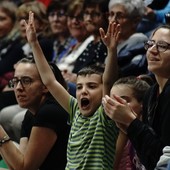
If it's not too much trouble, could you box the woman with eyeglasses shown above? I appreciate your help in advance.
[102,24,170,170]
[0,58,70,170]
[108,0,149,77]
[47,0,77,65]
[71,0,109,74]
[56,0,94,92]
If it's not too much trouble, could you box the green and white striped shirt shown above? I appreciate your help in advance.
[65,96,118,170]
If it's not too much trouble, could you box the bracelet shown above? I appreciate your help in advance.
[0,135,11,146]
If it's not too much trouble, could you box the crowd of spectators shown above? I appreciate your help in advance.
[0,0,170,169]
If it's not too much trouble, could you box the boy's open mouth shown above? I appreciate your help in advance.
[81,98,90,109]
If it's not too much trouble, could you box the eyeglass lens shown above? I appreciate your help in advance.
[144,40,170,52]
[9,77,32,88]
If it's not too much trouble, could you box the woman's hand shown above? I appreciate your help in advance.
[99,22,121,50]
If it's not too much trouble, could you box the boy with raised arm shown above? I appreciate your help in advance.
[25,11,120,169]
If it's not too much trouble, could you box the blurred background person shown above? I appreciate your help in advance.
[56,0,94,96]
[71,0,109,74]
[108,0,149,77]
[17,0,53,61]
[137,0,170,37]
[0,1,23,92]
[47,0,77,65]
[57,0,93,74]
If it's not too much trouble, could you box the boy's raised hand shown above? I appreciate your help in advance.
[23,11,37,44]
[99,22,121,50]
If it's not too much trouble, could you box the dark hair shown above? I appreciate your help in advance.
[137,74,154,86]
[83,0,109,14]
[47,0,69,16]
[77,64,104,82]
[83,0,109,30]
[16,58,67,90]
[151,24,170,37]
[113,76,150,102]
[49,62,67,89]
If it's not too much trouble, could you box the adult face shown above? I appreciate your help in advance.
[83,5,105,35]
[18,16,44,39]
[0,8,14,38]
[13,63,48,113]
[48,9,68,36]
[108,4,135,40]
[67,9,88,42]
[76,74,103,117]
[146,28,170,78]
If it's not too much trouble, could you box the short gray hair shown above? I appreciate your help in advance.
[108,0,146,18]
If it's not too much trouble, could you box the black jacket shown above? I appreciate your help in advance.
[127,79,170,170]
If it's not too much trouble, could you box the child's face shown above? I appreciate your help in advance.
[76,74,103,117]
[110,84,142,117]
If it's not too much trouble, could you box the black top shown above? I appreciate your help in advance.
[127,79,170,170]
[72,40,107,73]
[21,97,70,170]
[0,37,23,76]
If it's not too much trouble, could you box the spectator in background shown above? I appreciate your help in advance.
[137,0,170,36]
[71,0,109,74]
[0,1,23,92]
[57,0,93,74]
[56,0,94,96]
[16,0,53,61]
[108,0,149,77]
[47,0,77,65]
[0,1,24,114]
[0,58,70,170]
[57,0,110,83]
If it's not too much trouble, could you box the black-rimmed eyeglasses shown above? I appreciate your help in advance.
[144,40,170,52]
[9,76,34,88]
[68,14,83,22]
